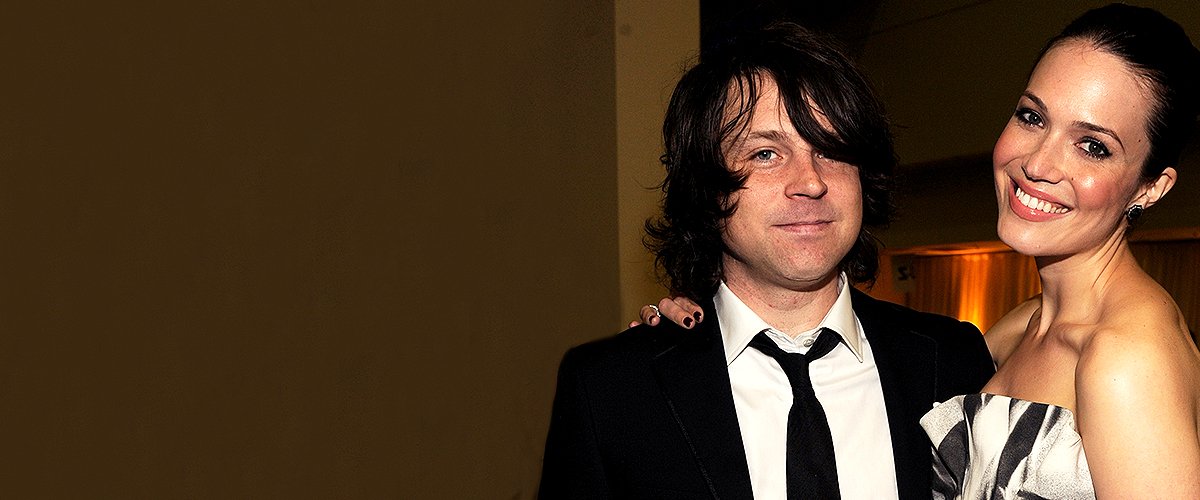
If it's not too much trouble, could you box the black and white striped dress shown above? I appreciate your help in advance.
[920,393,1095,499]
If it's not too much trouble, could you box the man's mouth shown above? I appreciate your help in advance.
[775,220,832,233]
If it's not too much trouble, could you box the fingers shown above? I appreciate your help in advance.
[636,297,705,329]
[638,305,661,326]
[671,296,704,325]
[657,298,697,329]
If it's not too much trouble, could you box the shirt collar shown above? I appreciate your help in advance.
[714,274,865,365]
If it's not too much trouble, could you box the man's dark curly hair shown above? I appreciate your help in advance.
[645,22,897,300]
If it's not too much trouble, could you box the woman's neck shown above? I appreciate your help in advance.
[1032,231,1139,332]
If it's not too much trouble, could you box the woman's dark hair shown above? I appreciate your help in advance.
[1039,3,1200,180]
[645,22,896,300]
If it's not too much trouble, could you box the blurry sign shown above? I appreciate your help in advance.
[892,255,915,293]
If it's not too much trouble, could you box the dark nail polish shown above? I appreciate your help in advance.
[683,317,693,328]
[693,312,702,322]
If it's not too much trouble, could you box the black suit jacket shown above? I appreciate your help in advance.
[539,289,994,499]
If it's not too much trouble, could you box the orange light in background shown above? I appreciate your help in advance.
[954,254,990,332]
[882,243,1044,335]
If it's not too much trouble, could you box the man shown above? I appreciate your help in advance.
[540,23,993,499]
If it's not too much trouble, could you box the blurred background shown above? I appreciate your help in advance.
[1,1,1196,498]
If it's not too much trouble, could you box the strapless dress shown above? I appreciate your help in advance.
[920,393,1095,499]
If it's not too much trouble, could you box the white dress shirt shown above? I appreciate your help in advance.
[715,276,899,499]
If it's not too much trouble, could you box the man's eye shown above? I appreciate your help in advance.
[753,150,777,161]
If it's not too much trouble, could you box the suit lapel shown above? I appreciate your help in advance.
[852,289,938,500]
[650,305,754,500]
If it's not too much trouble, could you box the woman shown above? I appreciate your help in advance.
[638,4,1200,497]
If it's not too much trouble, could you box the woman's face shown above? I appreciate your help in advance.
[993,39,1155,258]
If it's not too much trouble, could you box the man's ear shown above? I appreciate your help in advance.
[1138,166,1177,209]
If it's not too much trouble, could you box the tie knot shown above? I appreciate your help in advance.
[748,328,840,365]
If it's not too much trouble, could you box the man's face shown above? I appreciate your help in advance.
[720,78,864,294]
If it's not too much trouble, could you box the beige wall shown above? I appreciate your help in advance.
[616,2,699,322]
[2,2,617,498]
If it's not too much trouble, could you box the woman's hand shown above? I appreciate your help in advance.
[628,296,705,329]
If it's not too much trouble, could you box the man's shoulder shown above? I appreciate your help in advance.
[560,323,695,372]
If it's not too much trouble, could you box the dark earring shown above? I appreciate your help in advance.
[1125,204,1144,224]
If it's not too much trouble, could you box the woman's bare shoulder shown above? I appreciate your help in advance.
[1094,281,1190,347]
[1079,284,1197,396]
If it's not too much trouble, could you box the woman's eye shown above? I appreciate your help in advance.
[1015,108,1043,127]
[1079,138,1111,159]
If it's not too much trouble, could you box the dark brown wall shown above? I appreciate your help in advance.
[1,2,617,498]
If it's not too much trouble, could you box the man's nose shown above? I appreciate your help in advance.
[785,154,828,198]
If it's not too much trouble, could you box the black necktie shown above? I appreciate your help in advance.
[748,328,842,500]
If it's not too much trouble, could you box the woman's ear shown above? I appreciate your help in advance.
[1139,166,1178,209]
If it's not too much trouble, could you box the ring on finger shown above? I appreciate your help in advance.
[648,304,662,318]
